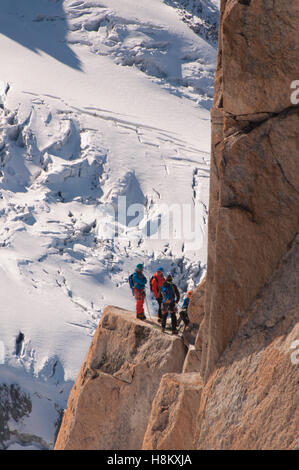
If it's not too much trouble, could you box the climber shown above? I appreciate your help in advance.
[150,267,165,322]
[160,274,180,335]
[178,290,192,331]
[129,263,147,320]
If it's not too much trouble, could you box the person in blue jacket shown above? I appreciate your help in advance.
[160,274,180,334]
[132,263,147,320]
[179,290,192,330]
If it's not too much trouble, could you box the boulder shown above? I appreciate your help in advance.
[142,373,203,450]
[54,306,186,450]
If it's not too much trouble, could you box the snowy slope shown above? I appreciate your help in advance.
[0,0,219,449]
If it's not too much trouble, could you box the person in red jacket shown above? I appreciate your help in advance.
[150,267,165,322]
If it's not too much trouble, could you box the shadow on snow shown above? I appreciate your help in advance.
[0,0,82,71]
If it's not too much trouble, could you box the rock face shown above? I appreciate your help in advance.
[182,277,206,371]
[195,236,299,449]
[54,307,186,450]
[200,0,299,381]
[220,0,299,116]
[188,277,206,326]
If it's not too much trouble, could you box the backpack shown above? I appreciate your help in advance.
[161,282,179,303]
[129,274,135,291]
[161,283,172,301]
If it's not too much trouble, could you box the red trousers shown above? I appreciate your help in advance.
[134,288,145,315]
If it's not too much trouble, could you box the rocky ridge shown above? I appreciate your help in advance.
[54,307,186,450]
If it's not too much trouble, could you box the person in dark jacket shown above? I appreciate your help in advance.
[160,274,180,334]
[132,263,147,320]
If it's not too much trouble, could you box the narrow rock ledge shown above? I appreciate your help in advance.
[54,306,187,450]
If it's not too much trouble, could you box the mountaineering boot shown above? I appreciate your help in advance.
[137,313,147,320]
